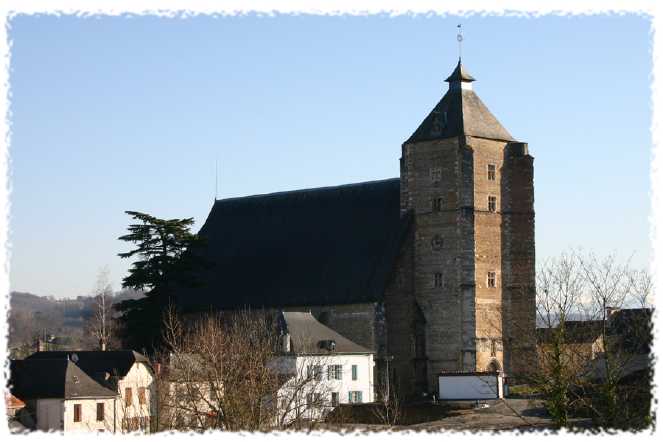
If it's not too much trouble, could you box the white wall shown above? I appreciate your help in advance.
[274,353,374,424]
[30,362,155,433]
[116,362,156,432]
[62,397,116,432]
[301,353,374,404]
[438,374,503,400]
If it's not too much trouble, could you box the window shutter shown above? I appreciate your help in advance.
[358,391,363,403]
[125,387,133,407]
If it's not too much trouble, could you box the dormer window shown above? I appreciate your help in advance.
[318,340,336,352]
[431,115,442,134]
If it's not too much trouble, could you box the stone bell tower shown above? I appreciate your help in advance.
[398,58,536,393]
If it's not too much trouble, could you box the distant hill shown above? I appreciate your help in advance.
[8,289,144,351]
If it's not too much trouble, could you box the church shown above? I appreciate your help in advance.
[173,58,537,399]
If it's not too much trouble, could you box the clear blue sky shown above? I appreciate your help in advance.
[9,14,652,298]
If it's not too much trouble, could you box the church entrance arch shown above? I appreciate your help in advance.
[487,359,501,373]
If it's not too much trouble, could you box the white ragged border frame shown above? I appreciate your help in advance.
[0,0,660,440]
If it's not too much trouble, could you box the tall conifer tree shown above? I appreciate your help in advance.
[116,211,205,352]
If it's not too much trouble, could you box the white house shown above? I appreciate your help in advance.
[9,358,119,432]
[273,311,375,425]
[20,350,156,433]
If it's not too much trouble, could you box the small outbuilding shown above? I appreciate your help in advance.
[437,371,505,400]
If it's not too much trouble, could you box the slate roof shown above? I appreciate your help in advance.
[406,61,515,143]
[280,311,373,355]
[537,320,604,344]
[26,350,151,381]
[9,359,118,400]
[608,308,652,354]
[175,178,411,311]
[588,353,651,382]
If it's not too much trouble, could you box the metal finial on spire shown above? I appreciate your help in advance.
[457,24,463,61]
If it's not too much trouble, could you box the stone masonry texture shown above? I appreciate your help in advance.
[389,133,536,398]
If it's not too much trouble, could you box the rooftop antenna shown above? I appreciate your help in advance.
[457,24,463,62]
[215,157,218,201]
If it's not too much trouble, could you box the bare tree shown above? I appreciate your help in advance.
[156,306,333,432]
[532,251,588,428]
[271,352,335,430]
[576,253,652,429]
[527,251,653,430]
[85,267,116,351]
[630,269,653,309]
[157,306,276,431]
[371,369,401,427]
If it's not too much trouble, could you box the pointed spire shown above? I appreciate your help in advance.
[445,59,475,90]
[404,59,514,144]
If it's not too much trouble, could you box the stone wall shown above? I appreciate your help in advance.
[466,136,507,372]
[400,137,467,390]
[383,224,417,398]
[398,133,535,393]
[501,142,536,378]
